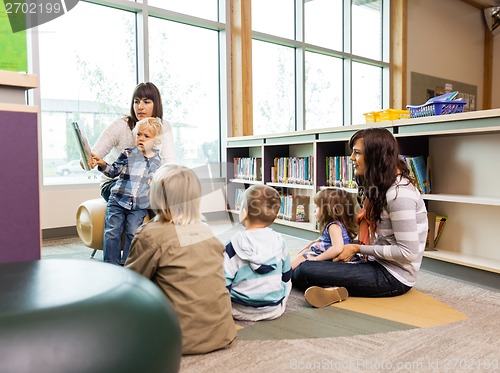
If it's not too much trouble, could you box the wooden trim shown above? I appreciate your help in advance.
[0,103,39,113]
[483,26,493,109]
[230,0,253,137]
[0,70,39,89]
[390,0,407,109]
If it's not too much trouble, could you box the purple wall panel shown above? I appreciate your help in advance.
[0,110,41,262]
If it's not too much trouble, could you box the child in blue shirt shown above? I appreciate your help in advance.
[91,117,163,265]
[291,188,359,270]
[224,185,292,321]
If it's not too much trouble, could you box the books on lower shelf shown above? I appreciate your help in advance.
[233,157,262,181]
[401,154,431,194]
[326,156,356,188]
[234,188,245,211]
[234,189,310,223]
[426,212,448,250]
[278,195,310,222]
[271,156,314,185]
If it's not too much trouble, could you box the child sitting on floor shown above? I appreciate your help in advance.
[291,188,360,270]
[224,185,292,321]
[125,164,237,354]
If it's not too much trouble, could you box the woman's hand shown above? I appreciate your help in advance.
[333,244,360,262]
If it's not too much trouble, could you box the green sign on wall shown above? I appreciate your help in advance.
[0,1,27,72]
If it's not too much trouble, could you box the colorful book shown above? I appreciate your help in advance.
[71,121,92,171]
[409,155,431,194]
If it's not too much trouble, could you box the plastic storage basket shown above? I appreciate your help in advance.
[379,109,410,121]
[364,109,410,123]
[406,100,467,118]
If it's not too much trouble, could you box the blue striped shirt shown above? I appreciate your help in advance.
[224,228,292,308]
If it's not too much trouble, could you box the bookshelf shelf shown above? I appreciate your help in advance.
[267,182,314,190]
[274,219,316,232]
[319,186,358,194]
[226,109,500,273]
[424,250,500,274]
[422,194,500,206]
[229,179,263,185]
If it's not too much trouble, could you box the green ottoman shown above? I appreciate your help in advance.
[0,259,182,373]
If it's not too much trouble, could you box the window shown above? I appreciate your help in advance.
[38,2,136,185]
[252,40,295,135]
[352,0,382,60]
[251,0,295,39]
[351,62,382,125]
[305,52,344,129]
[147,0,219,21]
[304,0,343,51]
[37,1,225,186]
[251,0,389,133]
[149,18,220,168]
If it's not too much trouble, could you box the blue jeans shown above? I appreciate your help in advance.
[103,199,147,265]
[292,260,411,297]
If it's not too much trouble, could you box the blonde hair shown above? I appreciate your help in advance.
[149,164,203,225]
[241,185,281,226]
[133,117,163,147]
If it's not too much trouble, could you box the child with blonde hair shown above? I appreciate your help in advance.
[125,164,236,355]
[92,117,163,265]
[224,185,292,321]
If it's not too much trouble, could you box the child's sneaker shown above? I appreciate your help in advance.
[304,286,349,308]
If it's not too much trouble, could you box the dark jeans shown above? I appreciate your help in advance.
[292,260,412,297]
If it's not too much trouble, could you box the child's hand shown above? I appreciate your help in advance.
[91,152,106,168]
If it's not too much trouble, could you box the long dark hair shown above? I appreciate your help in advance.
[125,82,164,130]
[349,127,413,224]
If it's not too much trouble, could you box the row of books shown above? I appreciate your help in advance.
[271,157,314,185]
[326,156,357,188]
[402,155,431,194]
[278,195,310,222]
[234,189,310,222]
[233,157,262,181]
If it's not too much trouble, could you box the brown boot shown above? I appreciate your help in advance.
[304,286,349,308]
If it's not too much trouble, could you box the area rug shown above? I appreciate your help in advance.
[237,289,467,340]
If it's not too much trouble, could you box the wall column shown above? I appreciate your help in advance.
[230,0,253,137]
[390,0,407,109]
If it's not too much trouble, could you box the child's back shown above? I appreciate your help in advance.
[128,219,236,354]
[225,227,290,307]
[224,185,292,321]
[125,164,236,354]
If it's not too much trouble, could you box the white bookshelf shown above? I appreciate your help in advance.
[227,109,500,273]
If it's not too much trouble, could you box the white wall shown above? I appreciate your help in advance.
[40,179,229,230]
[41,186,100,229]
[407,0,486,109]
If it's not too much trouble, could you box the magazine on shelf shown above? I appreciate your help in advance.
[71,121,93,171]
[426,212,448,250]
